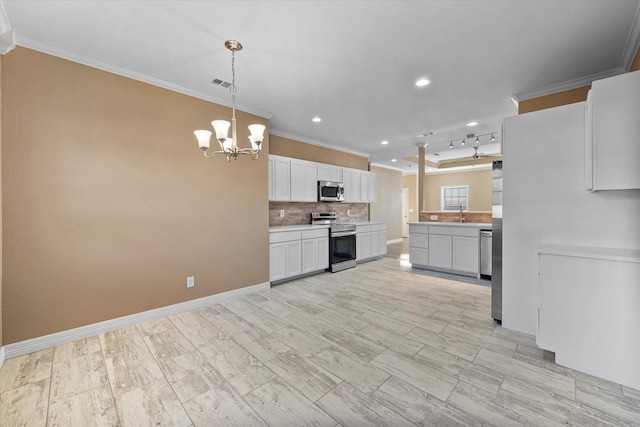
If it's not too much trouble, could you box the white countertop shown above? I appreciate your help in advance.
[538,244,640,263]
[348,221,386,226]
[409,221,492,229]
[269,224,330,233]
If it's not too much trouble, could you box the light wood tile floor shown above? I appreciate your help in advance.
[1,257,639,426]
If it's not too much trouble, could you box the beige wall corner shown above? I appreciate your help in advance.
[2,47,269,344]
[269,134,369,170]
[370,166,402,241]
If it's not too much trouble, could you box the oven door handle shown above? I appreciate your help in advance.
[331,231,357,238]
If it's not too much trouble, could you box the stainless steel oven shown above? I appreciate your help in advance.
[329,224,356,272]
[311,212,356,273]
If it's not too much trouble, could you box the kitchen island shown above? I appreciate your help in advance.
[408,222,491,278]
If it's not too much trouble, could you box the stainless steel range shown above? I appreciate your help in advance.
[311,212,356,272]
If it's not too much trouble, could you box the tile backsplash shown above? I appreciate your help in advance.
[269,202,368,226]
[419,211,492,224]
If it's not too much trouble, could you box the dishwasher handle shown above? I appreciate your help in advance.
[480,230,492,237]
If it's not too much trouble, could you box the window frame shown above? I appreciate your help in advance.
[440,185,469,212]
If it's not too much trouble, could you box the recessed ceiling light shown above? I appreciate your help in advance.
[381,140,389,145]
[415,78,431,87]
[466,121,478,127]
[391,159,397,162]
[312,117,322,123]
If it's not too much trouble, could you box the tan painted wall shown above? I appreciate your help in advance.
[518,85,591,114]
[520,46,640,114]
[2,47,269,344]
[422,169,492,212]
[269,134,369,170]
[631,47,640,72]
[402,175,417,223]
[369,166,402,241]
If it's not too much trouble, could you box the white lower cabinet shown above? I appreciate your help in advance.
[452,236,479,273]
[302,235,329,274]
[270,228,328,282]
[428,234,453,269]
[409,223,482,278]
[356,222,387,262]
[269,237,301,282]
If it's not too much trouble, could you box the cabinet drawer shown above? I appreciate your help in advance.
[409,247,429,266]
[269,231,302,243]
[356,224,372,233]
[371,223,386,232]
[409,224,429,234]
[302,228,328,239]
[428,226,478,237]
[409,233,429,248]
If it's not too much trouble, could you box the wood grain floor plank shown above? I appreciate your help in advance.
[317,381,415,427]
[265,350,341,402]
[372,376,484,427]
[47,385,118,427]
[370,350,458,401]
[244,377,337,427]
[271,325,333,357]
[312,346,390,394]
[212,345,276,395]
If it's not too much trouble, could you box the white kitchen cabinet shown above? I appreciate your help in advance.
[290,158,318,202]
[269,242,286,282]
[371,223,387,257]
[428,234,453,269]
[356,222,387,262]
[317,164,343,182]
[586,70,640,191]
[368,171,378,203]
[342,168,361,203]
[409,224,429,267]
[302,229,329,274]
[452,236,479,273]
[270,228,328,283]
[269,155,291,201]
[268,156,275,201]
[360,171,370,203]
[269,240,301,281]
[410,223,484,278]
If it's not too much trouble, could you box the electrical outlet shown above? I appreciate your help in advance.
[186,276,194,288]
[347,209,351,216]
[430,215,438,220]
[279,209,285,217]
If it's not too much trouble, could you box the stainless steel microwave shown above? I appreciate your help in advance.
[318,181,344,202]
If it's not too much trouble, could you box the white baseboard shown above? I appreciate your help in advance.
[0,346,5,369]
[3,281,270,360]
[387,238,404,245]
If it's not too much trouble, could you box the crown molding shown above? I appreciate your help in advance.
[369,163,405,172]
[513,68,624,102]
[620,2,640,71]
[268,129,370,158]
[13,33,273,119]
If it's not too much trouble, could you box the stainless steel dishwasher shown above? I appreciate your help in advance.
[480,230,492,277]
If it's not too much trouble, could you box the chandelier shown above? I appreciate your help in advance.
[194,40,265,161]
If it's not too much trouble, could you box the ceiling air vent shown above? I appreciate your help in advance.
[212,78,232,88]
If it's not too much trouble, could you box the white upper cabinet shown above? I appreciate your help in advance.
[272,155,291,201]
[587,70,640,191]
[290,158,317,202]
[318,164,343,182]
[268,155,376,203]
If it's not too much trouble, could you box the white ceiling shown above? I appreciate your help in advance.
[4,0,640,173]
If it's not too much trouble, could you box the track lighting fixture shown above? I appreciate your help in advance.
[445,132,498,149]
